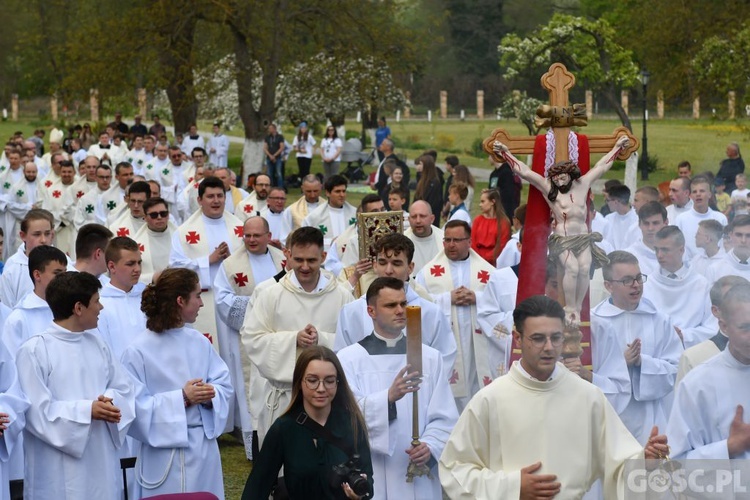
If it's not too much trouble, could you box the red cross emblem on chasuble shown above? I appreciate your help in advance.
[234,225,243,237]
[234,273,249,287]
[477,270,490,284]
[243,204,254,213]
[45,180,52,188]
[52,190,61,198]
[430,264,445,277]
[138,243,145,252]
[186,231,200,244]
[117,227,130,237]
[76,190,85,198]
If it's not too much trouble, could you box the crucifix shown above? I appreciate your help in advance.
[482,63,638,362]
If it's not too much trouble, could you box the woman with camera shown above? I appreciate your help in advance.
[242,346,373,500]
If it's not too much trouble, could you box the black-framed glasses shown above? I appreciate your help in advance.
[147,211,169,219]
[607,274,648,286]
[443,237,470,244]
[303,376,338,390]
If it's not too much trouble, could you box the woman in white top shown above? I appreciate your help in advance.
[292,121,316,179]
[320,125,343,180]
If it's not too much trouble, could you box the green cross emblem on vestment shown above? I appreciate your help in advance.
[107,200,117,210]
[3,182,9,190]
[348,217,356,225]
[162,168,170,176]
[85,204,95,214]
[146,164,153,170]
[318,225,328,235]
[16,190,24,198]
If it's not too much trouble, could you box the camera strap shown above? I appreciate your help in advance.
[296,411,354,456]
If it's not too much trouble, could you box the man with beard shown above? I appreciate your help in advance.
[493,136,630,326]
[236,174,271,221]
[1,162,41,258]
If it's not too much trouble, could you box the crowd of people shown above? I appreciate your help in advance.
[0,114,747,500]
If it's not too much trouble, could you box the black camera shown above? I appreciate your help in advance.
[330,454,370,497]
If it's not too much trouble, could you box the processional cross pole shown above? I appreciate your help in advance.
[482,63,639,361]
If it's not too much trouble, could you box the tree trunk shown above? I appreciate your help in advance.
[157,9,198,134]
[602,85,633,132]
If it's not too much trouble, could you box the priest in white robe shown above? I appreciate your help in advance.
[207,124,230,167]
[214,216,285,458]
[415,221,497,411]
[180,125,205,156]
[15,271,136,500]
[602,185,639,251]
[302,174,357,250]
[338,278,458,500]
[259,187,292,248]
[404,201,444,280]
[0,162,40,258]
[440,295,662,500]
[169,177,244,354]
[475,267,519,378]
[134,197,176,284]
[689,219,726,278]
[73,164,115,230]
[643,226,718,347]
[235,174,270,221]
[240,226,353,444]
[591,251,683,445]
[284,175,325,230]
[108,181,149,239]
[667,282,750,460]
[0,339,29,500]
[335,233,457,371]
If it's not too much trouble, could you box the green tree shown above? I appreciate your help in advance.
[499,14,639,130]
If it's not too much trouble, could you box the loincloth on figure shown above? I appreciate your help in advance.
[548,232,609,269]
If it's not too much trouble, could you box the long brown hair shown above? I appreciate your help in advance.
[141,268,199,333]
[283,346,367,448]
[453,164,475,188]
[482,189,511,260]
[414,154,439,200]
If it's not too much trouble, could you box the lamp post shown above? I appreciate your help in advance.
[640,69,651,181]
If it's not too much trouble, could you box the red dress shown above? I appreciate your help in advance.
[471,215,511,264]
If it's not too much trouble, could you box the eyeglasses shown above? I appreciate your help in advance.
[268,196,286,201]
[147,211,169,219]
[526,333,565,348]
[443,237,470,244]
[607,274,648,286]
[303,376,338,390]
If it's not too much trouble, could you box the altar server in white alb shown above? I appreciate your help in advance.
[674,176,728,259]
[667,282,750,460]
[706,214,750,283]
[207,123,230,167]
[591,251,683,444]
[643,225,717,348]
[302,174,357,250]
[416,220,497,411]
[121,268,232,499]
[338,277,458,500]
[170,176,244,351]
[15,272,136,500]
[335,233,457,370]
[214,215,285,459]
[2,246,66,356]
[439,295,669,500]
[623,201,668,277]
[241,226,353,444]
[0,335,30,500]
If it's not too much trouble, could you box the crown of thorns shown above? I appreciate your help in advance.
[547,161,581,179]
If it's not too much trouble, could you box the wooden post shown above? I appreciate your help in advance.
[50,94,58,121]
[657,90,664,119]
[404,91,411,119]
[585,90,593,120]
[621,90,629,116]
[90,88,99,122]
[477,90,484,120]
[729,91,736,120]
[693,96,700,119]
[440,91,447,119]
[138,88,148,118]
[11,94,18,121]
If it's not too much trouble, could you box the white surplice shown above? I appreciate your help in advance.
[1,292,53,356]
[590,298,683,444]
[15,324,136,500]
[338,335,458,500]
[0,246,32,308]
[475,268,518,377]
[121,326,232,499]
[0,339,29,500]
[668,348,750,460]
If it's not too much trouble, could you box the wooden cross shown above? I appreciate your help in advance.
[482,63,639,366]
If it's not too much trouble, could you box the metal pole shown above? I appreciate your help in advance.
[641,80,649,180]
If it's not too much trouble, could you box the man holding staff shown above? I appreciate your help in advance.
[338,277,457,499]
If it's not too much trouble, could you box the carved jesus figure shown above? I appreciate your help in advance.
[493,135,630,327]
